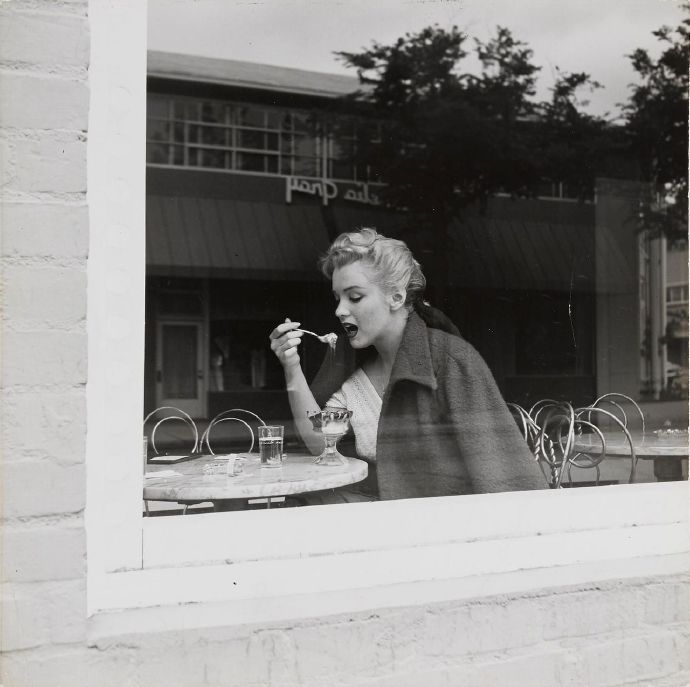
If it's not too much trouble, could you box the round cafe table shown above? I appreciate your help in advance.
[144,452,368,512]
[572,431,688,482]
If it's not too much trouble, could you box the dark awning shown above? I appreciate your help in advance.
[328,205,596,292]
[448,217,595,292]
[147,192,596,292]
[146,195,330,281]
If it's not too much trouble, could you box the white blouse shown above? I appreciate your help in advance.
[326,368,382,461]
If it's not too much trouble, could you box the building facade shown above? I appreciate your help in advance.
[144,51,624,427]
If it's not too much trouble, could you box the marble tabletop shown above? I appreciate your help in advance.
[572,431,689,459]
[143,452,368,503]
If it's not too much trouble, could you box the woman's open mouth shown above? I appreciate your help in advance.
[342,323,358,339]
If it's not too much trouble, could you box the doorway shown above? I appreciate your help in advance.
[156,320,206,418]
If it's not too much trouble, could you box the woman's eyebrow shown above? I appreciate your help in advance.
[333,285,365,296]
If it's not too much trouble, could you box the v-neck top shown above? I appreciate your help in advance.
[327,367,382,461]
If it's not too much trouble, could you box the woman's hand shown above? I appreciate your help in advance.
[269,318,304,371]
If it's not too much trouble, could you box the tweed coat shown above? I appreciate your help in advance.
[310,310,546,500]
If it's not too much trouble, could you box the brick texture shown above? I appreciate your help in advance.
[2,520,86,582]
[4,265,86,325]
[0,72,89,130]
[6,137,87,193]
[3,390,86,464]
[2,578,688,687]
[2,330,87,387]
[2,461,86,519]
[1,580,87,652]
[0,11,89,66]
[1,203,89,259]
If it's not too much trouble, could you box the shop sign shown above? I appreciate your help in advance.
[285,176,382,207]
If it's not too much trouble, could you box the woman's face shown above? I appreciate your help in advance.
[332,261,399,349]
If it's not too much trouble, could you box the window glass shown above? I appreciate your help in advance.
[200,148,226,168]
[237,129,265,150]
[237,106,266,127]
[147,96,169,119]
[199,125,227,146]
[144,87,689,518]
[146,142,169,164]
[236,151,268,172]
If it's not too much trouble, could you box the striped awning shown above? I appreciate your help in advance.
[147,193,596,292]
[146,195,330,281]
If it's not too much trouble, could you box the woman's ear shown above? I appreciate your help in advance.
[389,290,406,311]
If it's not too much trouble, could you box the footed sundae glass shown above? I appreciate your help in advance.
[307,407,353,466]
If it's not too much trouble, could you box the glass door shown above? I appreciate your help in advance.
[156,321,205,417]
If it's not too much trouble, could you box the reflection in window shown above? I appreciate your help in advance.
[146,94,378,182]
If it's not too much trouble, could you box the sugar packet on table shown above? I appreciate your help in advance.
[203,454,247,477]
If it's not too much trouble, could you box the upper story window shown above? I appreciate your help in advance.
[146,94,380,182]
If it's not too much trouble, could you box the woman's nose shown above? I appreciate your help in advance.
[335,300,348,318]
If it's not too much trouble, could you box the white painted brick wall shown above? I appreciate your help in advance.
[3,390,86,463]
[1,0,92,680]
[0,10,89,66]
[0,72,89,130]
[4,265,87,325]
[6,135,87,193]
[1,576,687,687]
[1,2,688,686]
[2,330,87,386]
[1,580,87,652]
[2,461,86,518]
[2,519,86,582]
[1,203,88,259]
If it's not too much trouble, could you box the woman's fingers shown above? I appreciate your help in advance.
[269,319,302,341]
[269,319,304,368]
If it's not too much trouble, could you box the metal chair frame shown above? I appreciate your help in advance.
[510,395,644,488]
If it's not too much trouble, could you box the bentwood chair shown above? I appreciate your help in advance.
[572,403,639,485]
[143,406,203,516]
[200,408,266,455]
[588,393,646,437]
[532,400,576,488]
[510,399,625,488]
[143,405,200,458]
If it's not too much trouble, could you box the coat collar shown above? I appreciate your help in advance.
[388,311,438,391]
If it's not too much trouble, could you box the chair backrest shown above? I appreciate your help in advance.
[535,401,575,488]
[508,400,573,488]
[201,409,266,455]
[589,393,646,436]
[143,406,200,456]
[573,404,637,484]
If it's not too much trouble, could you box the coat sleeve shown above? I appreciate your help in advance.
[440,343,547,493]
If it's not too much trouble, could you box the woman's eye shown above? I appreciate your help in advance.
[350,295,362,303]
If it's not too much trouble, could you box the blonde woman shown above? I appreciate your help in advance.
[269,228,544,502]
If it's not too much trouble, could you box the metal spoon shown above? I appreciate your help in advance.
[296,329,338,348]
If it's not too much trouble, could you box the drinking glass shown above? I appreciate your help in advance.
[258,425,284,468]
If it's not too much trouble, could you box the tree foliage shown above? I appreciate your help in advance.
[336,25,614,214]
[335,25,613,299]
[622,7,689,241]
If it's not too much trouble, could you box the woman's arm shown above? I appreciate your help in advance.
[269,318,323,455]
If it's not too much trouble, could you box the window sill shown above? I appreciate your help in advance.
[88,482,689,641]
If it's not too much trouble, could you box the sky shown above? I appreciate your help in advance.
[148,0,686,119]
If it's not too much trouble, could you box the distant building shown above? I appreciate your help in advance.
[145,51,686,423]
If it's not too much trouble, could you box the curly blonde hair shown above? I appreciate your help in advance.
[318,228,426,307]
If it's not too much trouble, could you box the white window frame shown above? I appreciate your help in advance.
[86,0,689,635]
